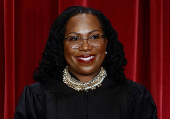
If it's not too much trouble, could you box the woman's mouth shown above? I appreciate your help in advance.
[77,54,95,63]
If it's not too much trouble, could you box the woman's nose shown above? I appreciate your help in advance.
[78,39,92,51]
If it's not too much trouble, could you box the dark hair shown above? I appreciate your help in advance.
[33,6,127,83]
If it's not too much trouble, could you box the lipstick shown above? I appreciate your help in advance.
[77,54,95,63]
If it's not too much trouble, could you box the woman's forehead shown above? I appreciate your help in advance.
[65,13,103,36]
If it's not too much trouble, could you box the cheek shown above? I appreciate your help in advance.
[64,43,70,60]
[93,48,106,67]
[98,51,106,62]
[96,45,106,59]
[64,43,76,63]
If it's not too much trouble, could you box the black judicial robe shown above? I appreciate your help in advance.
[14,74,157,119]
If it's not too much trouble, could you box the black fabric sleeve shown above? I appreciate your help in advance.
[132,85,158,119]
[14,86,28,119]
[14,84,46,119]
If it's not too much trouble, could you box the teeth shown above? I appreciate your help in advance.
[78,56,95,61]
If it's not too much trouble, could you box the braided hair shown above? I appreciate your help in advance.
[33,6,127,83]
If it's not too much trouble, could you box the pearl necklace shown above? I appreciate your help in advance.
[63,66,107,92]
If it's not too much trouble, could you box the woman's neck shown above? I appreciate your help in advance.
[68,69,100,82]
[75,74,95,82]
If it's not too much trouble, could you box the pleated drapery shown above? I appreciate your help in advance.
[1,0,170,119]
[4,0,16,119]
[150,0,163,117]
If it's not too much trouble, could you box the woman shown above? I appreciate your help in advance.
[14,6,157,119]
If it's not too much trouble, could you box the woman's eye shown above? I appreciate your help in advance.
[91,34,100,39]
[69,36,79,41]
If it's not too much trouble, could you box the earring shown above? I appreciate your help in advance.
[105,51,107,54]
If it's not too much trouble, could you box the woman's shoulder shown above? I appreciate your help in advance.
[28,82,41,88]
[27,77,74,93]
[24,82,44,96]
[125,79,154,104]
[105,76,151,96]
[124,79,157,118]
[14,82,46,118]
[124,78,150,95]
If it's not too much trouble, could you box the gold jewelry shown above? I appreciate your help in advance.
[63,66,107,92]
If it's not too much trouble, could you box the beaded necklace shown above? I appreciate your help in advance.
[63,66,107,92]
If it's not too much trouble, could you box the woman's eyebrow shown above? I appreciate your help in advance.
[67,32,81,36]
[67,30,101,36]
[88,30,101,34]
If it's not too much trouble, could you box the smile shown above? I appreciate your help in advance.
[77,54,95,63]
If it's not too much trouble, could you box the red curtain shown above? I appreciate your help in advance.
[1,0,170,119]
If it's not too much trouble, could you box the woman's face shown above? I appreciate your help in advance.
[64,13,107,77]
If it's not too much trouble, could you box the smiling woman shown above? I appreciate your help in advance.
[64,14,107,82]
[14,6,157,119]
